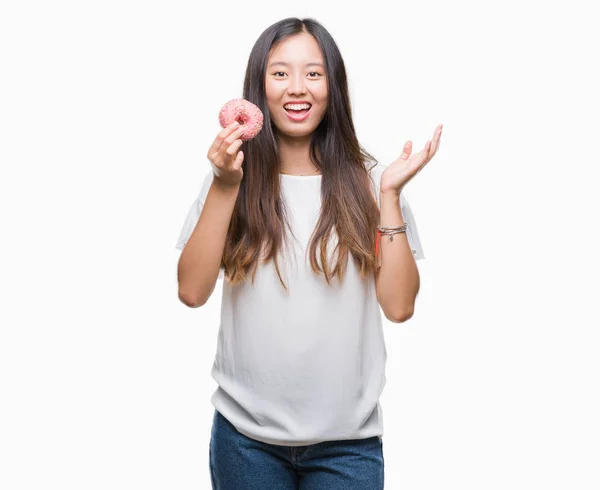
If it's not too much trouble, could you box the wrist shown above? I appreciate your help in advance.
[379,188,402,201]
[212,178,241,194]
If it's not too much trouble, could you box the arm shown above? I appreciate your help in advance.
[177,180,240,307]
[375,189,420,323]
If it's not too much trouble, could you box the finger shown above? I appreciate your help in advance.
[399,140,412,161]
[425,139,432,160]
[217,126,246,155]
[429,124,443,157]
[207,121,240,158]
[224,138,244,167]
[233,150,244,170]
[416,140,431,162]
[414,141,432,173]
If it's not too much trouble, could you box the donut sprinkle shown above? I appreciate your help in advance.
[218,98,264,141]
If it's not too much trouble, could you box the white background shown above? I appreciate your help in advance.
[1,0,599,488]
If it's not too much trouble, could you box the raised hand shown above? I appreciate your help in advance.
[380,124,443,194]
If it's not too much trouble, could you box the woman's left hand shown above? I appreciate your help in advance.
[380,124,443,195]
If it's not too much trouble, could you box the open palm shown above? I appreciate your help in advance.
[380,124,443,194]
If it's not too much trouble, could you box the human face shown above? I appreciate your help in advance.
[265,32,328,138]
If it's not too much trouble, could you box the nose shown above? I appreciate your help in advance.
[287,73,307,96]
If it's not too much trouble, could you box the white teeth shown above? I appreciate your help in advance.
[284,103,311,110]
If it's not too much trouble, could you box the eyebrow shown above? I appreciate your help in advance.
[268,61,324,68]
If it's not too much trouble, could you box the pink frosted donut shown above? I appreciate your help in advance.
[218,98,264,141]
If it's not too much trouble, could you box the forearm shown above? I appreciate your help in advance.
[177,180,240,307]
[376,190,420,322]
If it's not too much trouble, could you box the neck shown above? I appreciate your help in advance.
[277,133,321,175]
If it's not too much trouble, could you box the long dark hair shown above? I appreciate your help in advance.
[222,17,381,291]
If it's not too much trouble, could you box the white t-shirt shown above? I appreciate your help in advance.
[175,162,425,446]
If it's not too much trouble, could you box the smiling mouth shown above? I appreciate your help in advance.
[284,105,312,115]
[283,102,313,121]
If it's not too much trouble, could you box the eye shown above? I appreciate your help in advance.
[272,71,322,78]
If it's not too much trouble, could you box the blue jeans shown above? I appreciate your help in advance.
[209,409,385,489]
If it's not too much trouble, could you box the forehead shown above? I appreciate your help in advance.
[268,33,324,66]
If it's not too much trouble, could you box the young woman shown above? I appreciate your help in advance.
[176,17,442,490]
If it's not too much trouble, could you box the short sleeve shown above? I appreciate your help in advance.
[175,169,225,279]
[399,193,425,260]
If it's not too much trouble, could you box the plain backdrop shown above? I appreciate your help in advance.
[1,0,599,489]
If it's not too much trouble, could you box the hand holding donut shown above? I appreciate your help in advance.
[206,98,264,189]
[206,121,247,188]
[380,124,443,195]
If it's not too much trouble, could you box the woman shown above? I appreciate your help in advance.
[176,16,442,490]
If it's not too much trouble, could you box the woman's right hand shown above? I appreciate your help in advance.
[207,121,246,189]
